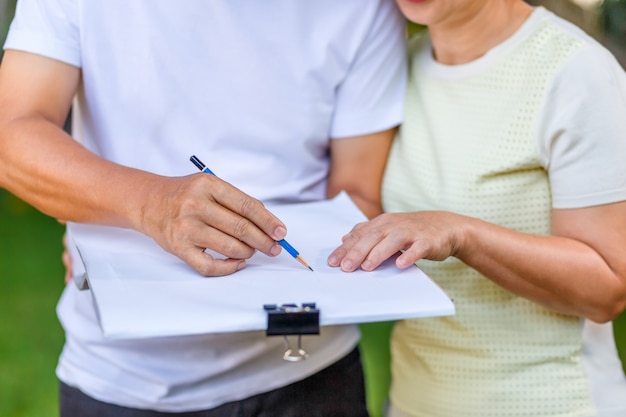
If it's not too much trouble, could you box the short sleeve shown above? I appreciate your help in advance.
[538,44,626,209]
[330,0,407,138]
[3,0,80,67]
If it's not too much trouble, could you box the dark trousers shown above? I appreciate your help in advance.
[60,347,369,417]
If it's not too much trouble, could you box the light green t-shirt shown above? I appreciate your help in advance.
[384,7,626,417]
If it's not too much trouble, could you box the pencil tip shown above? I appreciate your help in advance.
[308,266,314,271]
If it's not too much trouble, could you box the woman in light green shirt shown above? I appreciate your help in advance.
[329,0,626,415]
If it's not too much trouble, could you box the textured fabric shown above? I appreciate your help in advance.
[4,0,407,412]
[382,7,626,417]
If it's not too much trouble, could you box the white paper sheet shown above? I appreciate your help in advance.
[68,192,454,339]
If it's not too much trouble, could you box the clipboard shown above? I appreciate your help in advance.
[68,192,455,358]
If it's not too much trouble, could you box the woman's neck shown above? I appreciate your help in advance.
[429,0,533,65]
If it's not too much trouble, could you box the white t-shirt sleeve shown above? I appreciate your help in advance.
[4,0,80,67]
[330,0,407,138]
[538,44,626,209]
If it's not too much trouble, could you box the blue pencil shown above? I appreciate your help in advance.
[189,155,314,271]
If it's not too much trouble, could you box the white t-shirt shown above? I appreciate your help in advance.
[383,7,626,417]
[4,0,407,412]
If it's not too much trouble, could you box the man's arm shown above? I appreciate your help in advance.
[0,50,142,227]
[0,50,288,276]
[327,128,396,219]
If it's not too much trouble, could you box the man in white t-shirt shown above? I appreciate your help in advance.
[0,1,407,415]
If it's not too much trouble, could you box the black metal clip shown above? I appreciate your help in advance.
[263,303,320,361]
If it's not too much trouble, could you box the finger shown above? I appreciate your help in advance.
[396,250,419,268]
[328,228,368,267]
[327,245,348,267]
[359,245,402,271]
[166,215,248,277]
[338,229,385,272]
[327,232,359,265]
[191,224,258,260]
[182,248,247,277]
[196,201,282,258]
[339,221,369,243]
[341,227,408,272]
[210,181,287,242]
[163,211,258,261]
[360,238,411,271]
[395,239,431,268]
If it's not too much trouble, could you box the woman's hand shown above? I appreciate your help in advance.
[328,202,626,322]
[327,211,466,272]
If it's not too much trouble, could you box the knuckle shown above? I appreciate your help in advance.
[218,239,238,256]
[195,257,216,277]
[376,213,394,224]
[390,233,409,250]
[238,196,263,218]
[350,221,369,234]
[232,217,252,240]
[348,245,369,259]
[222,239,255,259]
[344,232,360,242]
[370,227,386,241]
[346,227,368,242]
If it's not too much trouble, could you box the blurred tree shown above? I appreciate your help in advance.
[604,0,626,37]
[1,0,17,60]
[603,0,626,66]
[527,0,626,67]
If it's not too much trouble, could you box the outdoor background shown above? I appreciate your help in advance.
[1,0,625,416]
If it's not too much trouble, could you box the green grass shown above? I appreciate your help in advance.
[359,321,394,417]
[0,190,65,417]
[1,188,625,417]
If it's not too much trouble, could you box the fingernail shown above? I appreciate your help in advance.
[341,260,353,271]
[273,226,287,240]
[270,244,281,256]
[397,256,412,268]
[328,255,338,266]
[362,260,372,271]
